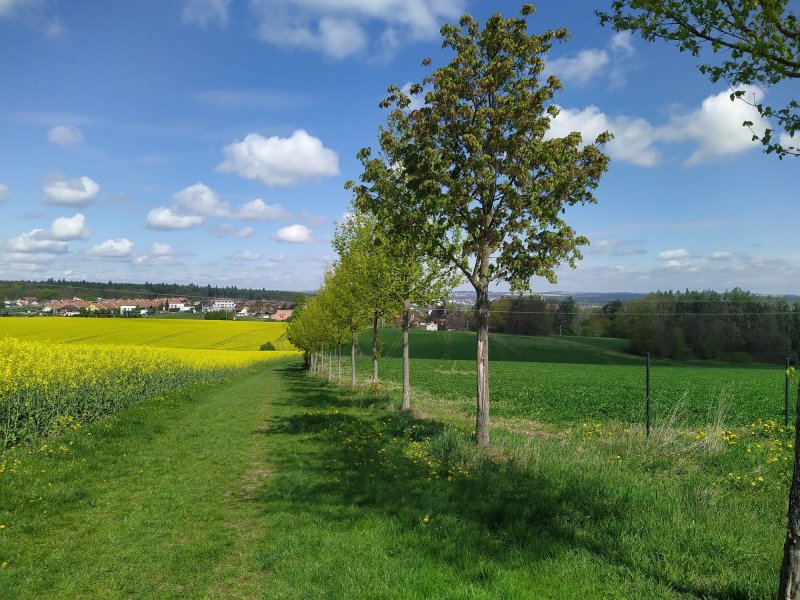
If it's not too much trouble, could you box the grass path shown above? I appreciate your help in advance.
[0,362,287,598]
[1,359,784,598]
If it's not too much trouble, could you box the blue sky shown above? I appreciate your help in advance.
[0,0,796,295]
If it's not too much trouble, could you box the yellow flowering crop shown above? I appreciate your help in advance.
[0,336,297,447]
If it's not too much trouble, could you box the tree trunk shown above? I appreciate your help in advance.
[371,313,379,385]
[351,329,357,387]
[337,343,342,383]
[328,349,332,381]
[402,298,411,411]
[779,380,800,598]
[475,283,490,445]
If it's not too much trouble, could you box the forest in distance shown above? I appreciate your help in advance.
[454,288,800,364]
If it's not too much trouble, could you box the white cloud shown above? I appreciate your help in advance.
[249,0,465,59]
[275,224,312,243]
[48,124,84,146]
[146,206,205,230]
[300,210,325,226]
[658,249,691,260]
[709,251,734,261]
[6,230,68,254]
[548,105,660,167]
[609,32,634,56]
[150,242,173,256]
[87,238,134,259]
[0,183,7,203]
[215,224,254,238]
[218,130,339,186]
[230,250,262,261]
[237,198,290,220]
[43,213,90,241]
[661,86,769,165]
[181,0,231,28]
[173,182,231,217]
[547,49,609,86]
[43,175,100,206]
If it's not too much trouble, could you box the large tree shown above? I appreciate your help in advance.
[361,4,611,445]
[597,0,799,157]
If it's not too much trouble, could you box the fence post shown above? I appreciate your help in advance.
[646,352,651,437]
[787,357,791,427]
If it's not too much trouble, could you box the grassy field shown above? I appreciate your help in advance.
[1,317,292,351]
[354,328,789,427]
[1,359,787,598]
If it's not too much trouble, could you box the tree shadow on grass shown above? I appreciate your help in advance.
[253,364,757,599]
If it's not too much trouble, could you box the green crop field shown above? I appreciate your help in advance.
[0,317,293,351]
[355,328,788,427]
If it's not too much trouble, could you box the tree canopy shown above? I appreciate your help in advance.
[352,4,611,444]
[598,0,799,157]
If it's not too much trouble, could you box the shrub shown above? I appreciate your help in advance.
[260,342,276,351]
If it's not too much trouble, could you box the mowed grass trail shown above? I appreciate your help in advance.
[0,362,291,598]
[1,359,785,598]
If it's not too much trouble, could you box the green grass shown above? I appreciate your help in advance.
[360,327,641,364]
[355,328,789,426]
[1,358,788,598]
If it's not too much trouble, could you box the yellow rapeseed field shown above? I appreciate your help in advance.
[0,317,293,351]
[0,335,298,447]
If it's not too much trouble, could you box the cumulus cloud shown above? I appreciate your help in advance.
[48,124,84,146]
[546,32,635,88]
[43,175,100,206]
[661,86,769,165]
[6,230,69,254]
[218,130,339,186]
[173,182,231,217]
[150,242,173,256]
[249,0,464,59]
[39,213,91,241]
[275,224,312,243]
[146,206,205,230]
[0,183,8,203]
[229,250,262,261]
[548,105,660,167]
[237,198,290,220]
[550,86,774,167]
[181,0,231,27]
[215,224,254,238]
[547,49,609,86]
[87,238,134,259]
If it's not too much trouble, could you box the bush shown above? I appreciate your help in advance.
[260,342,276,351]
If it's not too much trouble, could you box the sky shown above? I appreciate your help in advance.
[0,0,797,296]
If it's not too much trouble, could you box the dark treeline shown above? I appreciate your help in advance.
[451,288,800,364]
[0,279,300,303]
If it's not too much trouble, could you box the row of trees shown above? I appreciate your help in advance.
[290,0,800,593]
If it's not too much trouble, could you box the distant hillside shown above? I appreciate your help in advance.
[0,279,302,303]
[358,327,641,365]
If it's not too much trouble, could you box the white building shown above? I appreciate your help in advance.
[212,299,236,311]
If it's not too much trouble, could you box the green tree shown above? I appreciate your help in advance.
[348,170,460,410]
[364,5,611,444]
[598,0,799,157]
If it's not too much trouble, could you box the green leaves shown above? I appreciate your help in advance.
[598,0,799,157]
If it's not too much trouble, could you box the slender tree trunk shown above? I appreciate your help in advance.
[351,328,357,387]
[371,313,379,385]
[475,282,490,445]
[780,380,800,598]
[328,349,332,381]
[402,298,411,411]
[337,343,342,383]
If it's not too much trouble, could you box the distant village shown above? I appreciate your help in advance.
[3,296,296,321]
